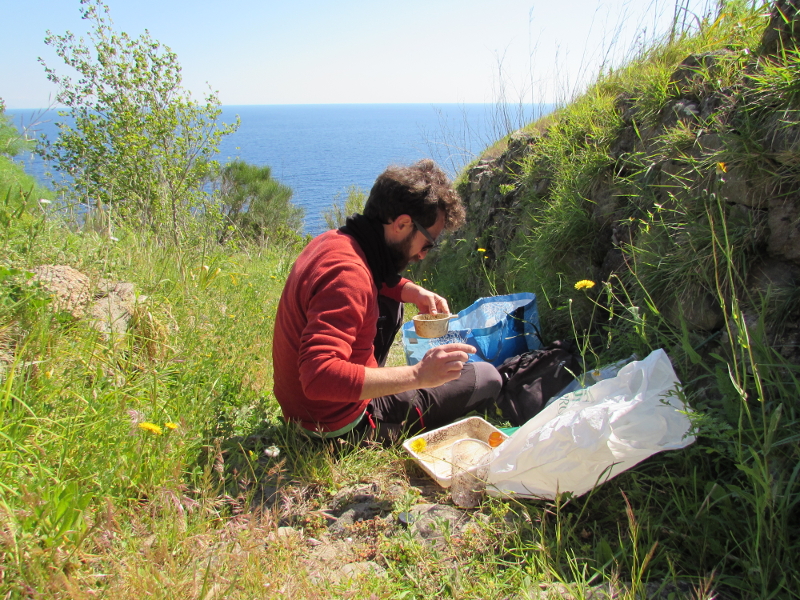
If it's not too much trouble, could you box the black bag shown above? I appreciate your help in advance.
[495,340,582,426]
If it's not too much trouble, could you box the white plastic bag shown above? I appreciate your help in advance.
[487,348,695,500]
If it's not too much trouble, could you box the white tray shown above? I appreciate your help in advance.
[402,416,508,488]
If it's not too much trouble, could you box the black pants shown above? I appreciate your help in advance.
[358,297,503,442]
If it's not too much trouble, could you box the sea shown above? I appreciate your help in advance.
[7,104,549,236]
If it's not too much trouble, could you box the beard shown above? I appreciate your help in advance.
[386,229,416,273]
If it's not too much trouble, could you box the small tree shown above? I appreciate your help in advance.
[322,185,367,229]
[218,160,304,245]
[39,0,238,242]
[0,99,32,159]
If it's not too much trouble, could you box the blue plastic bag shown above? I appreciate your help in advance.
[402,292,542,367]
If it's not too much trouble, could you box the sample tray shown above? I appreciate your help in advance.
[402,416,508,488]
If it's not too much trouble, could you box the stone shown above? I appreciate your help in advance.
[407,503,473,545]
[330,483,381,511]
[668,50,738,94]
[590,187,621,227]
[328,501,385,537]
[267,526,300,543]
[768,195,800,265]
[664,292,724,332]
[658,160,695,201]
[758,0,800,56]
[31,265,92,318]
[338,561,386,580]
[695,133,724,154]
[747,257,800,294]
[717,169,774,209]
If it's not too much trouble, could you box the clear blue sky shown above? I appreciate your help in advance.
[2,0,715,109]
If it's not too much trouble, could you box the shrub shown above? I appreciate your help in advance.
[38,0,238,243]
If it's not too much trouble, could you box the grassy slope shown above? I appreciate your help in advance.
[1,5,799,598]
[416,1,799,596]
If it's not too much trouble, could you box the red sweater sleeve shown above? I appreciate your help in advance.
[297,260,374,402]
[379,277,410,302]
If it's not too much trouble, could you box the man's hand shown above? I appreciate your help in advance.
[401,282,450,314]
[413,343,475,388]
[359,343,475,399]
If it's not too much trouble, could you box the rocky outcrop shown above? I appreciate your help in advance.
[31,265,147,337]
[459,2,800,361]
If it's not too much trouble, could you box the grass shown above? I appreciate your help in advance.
[415,1,800,597]
[1,1,800,597]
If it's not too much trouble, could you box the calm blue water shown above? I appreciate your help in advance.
[7,104,549,235]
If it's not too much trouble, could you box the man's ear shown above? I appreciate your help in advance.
[391,214,413,234]
[384,214,414,243]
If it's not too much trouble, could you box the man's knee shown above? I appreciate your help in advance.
[472,361,503,402]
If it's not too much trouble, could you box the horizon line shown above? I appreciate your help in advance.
[6,101,556,111]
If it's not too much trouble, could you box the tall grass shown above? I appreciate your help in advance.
[416,1,799,597]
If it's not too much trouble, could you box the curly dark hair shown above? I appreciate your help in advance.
[363,159,465,230]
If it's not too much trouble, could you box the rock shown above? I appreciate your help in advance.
[664,292,724,332]
[338,561,385,580]
[328,501,383,537]
[32,265,91,318]
[526,581,618,599]
[758,0,800,56]
[590,186,622,228]
[658,160,694,202]
[695,133,724,154]
[30,265,146,339]
[406,503,476,547]
[768,195,800,265]
[661,99,700,129]
[747,257,800,293]
[717,168,775,209]
[609,126,636,159]
[330,483,381,511]
[668,50,738,94]
[267,526,301,543]
[87,286,136,337]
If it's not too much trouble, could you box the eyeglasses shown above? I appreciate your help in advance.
[412,219,439,252]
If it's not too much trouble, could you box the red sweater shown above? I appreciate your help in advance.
[272,230,409,432]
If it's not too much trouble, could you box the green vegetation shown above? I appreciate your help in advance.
[0,100,52,206]
[418,1,800,597]
[38,0,238,243]
[1,1,799,598]
[321,184,367,229]
[217,160,304,245]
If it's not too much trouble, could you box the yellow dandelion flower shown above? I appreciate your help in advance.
[164,422,178,430]
[574,280,596,291]
[716,162,727,175]
[477,248,486,252]
[409,437,427,454]
[139,422,163,435]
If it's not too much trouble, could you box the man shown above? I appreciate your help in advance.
[272,159,502,442]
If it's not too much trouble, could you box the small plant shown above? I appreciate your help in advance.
[322,184,367,229]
